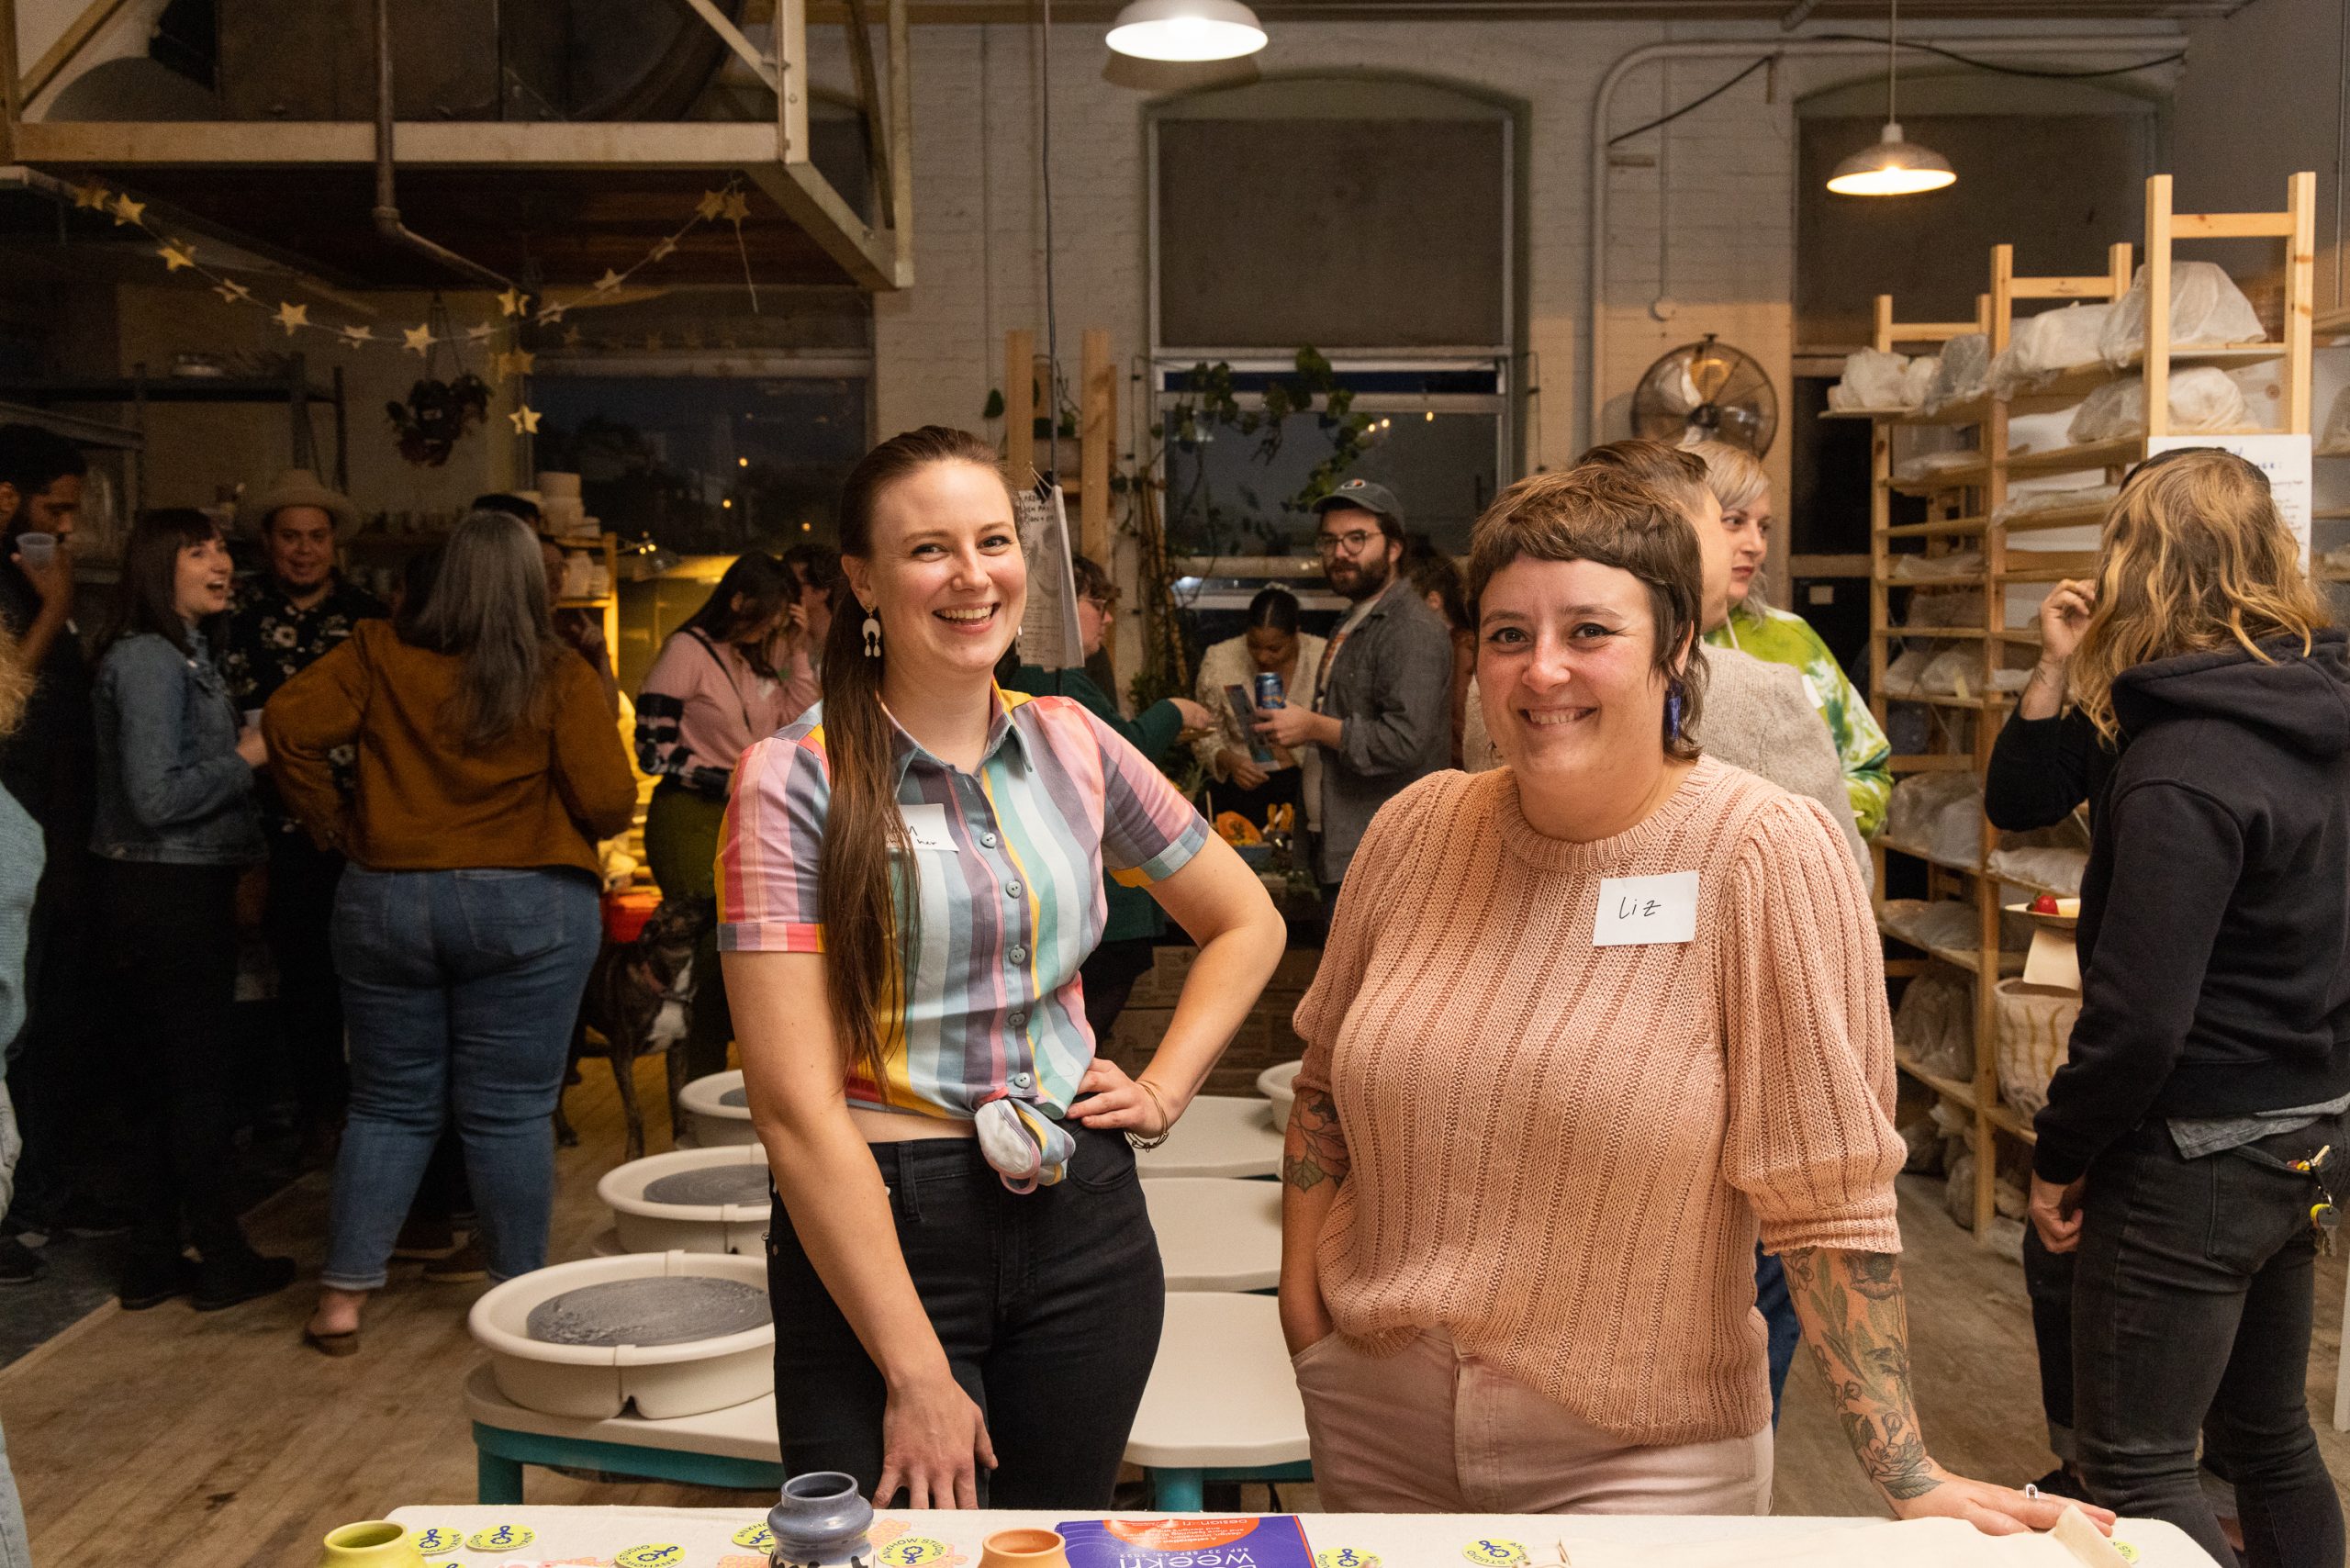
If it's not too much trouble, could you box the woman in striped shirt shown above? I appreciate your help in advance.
[719,426,1284,1508]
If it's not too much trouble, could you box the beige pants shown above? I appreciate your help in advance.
[1294,1327,1773,1516]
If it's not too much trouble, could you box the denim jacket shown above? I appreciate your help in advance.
[91,628,264,866]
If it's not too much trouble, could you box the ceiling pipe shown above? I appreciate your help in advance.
[372,0,513,290]
[1585,31,2186,451]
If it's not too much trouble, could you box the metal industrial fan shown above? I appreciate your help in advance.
[1631,334,1779,456]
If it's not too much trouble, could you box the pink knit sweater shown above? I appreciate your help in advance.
[1293,756,1904,1445]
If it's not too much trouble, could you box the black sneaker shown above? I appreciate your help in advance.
[0,1235,44,1285]
[120,1253,196,1310]
[191,1249,297,1311]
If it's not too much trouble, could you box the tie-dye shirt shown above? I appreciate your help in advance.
[716,688,1209,1121]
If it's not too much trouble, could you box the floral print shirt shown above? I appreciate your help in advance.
[221,572,386,833]
[1706,600,1892,838]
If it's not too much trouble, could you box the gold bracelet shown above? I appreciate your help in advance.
[1127,1078,1175,1151]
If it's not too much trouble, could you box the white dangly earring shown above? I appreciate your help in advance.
[862,607,882,659]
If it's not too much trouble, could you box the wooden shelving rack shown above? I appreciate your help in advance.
[1839,171,2317,1245]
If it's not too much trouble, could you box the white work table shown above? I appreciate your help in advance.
[379,1505,2218,1568]
[1143,1177,1282,1292]
[1136,1095,1285,1180]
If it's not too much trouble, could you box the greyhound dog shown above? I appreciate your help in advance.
[556,895,714,1161]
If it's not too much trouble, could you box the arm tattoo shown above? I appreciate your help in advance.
[1282,1090,1350,1193]
[1783,1249,1940,1502]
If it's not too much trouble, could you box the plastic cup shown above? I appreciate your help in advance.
[243,710,264,730]
[14,532,54,569]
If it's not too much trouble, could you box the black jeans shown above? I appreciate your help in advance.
[2073,1115,2346,1568]
[765,1127,1164,1506]
[263,831,349,1125]
[101,858,254,1265]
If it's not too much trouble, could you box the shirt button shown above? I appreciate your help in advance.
[1008,946,1027,963]
[981,832,999,848]
[1006,882,1022,898]
[1013,1071,1033,1088]
[1009,1013,1026,1029]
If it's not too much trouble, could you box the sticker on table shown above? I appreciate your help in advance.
[2113,1544,2139,1564]
[616,1545,687,1568]
[413,1527,465,1556]
[734,1523,778,1551]
[1316,1550,1380,1568]
[466,1524,536,1553]
[1462,1540,1527,1567]
[881,1538,952,1567]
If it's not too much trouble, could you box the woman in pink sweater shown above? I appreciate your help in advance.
[1280,465,2105,1532]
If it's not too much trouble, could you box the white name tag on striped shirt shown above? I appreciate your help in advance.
[899,802,957,852]
[1594,872,1698,946]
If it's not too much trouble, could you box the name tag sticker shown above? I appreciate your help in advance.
[1593,871,1699,946]
[899,802,957,852]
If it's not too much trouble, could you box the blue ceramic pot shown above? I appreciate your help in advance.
[767,1472,875,1567]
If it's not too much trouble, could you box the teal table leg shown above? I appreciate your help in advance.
[1150,1469,1206,1511]
[477,1446,525,1506]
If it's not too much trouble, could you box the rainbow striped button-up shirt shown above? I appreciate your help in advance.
[716,688,1208,1121]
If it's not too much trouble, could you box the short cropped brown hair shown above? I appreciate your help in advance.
[1573,439,1712,523]
[1466,465,1708,761]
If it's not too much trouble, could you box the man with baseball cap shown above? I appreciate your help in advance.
[1254,476,1455,902]
[223,468,383,1166]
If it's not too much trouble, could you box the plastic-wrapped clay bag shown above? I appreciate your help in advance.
[1988,815,2089,895]
[1944,1149,1978,1231]
[1894,961,1975,1082]
[1892,447,1982,482]
[1889,549,1984,583]
[2099,261,2266,364]
[1886,770,1986,865]
[1830,348,1917,411]
[1906,588,1986,629]
[2322,384,2350,457]
[1899,1113,1945,1175]
[1883,644,1935,694]
[1900,355,1940,407]
[1921,334,1990,411]
[1918,646,1983,696]
[1991,303,2112,396]
[1992,484,2116,524]
[2067,366,2246,444]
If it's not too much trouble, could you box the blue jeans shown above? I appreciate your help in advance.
[0,1410,27,1568]
[321,867,600,1291]
[1754,1244,1799,1426]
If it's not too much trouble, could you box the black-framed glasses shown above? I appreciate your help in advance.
[1316,529,1379,558]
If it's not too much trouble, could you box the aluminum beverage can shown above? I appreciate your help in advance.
[1254,670,1284,711]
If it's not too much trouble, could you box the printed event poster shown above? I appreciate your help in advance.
[1058,1516,1316,1568]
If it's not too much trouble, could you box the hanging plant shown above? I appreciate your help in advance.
[387,372,491,467]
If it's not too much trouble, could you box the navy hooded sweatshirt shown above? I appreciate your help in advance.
[2033,628,2350,1185]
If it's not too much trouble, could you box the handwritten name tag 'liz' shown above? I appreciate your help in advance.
[1593,871,1698,946]
[898,802,958,852]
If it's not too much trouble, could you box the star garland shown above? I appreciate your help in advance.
[68,176,756,431]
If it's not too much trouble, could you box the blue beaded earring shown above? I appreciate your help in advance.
[1664,680,1685,744]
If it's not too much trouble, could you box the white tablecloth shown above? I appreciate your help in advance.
[379,1505,2218,1568]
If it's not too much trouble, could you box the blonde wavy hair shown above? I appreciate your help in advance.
[2069,447,2332,744]
[0,630,29,738]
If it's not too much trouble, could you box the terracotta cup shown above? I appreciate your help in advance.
[317,1521,423,1568]
[979,1529,1071,1568]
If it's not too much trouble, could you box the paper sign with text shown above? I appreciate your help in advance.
[1058,1516,1315,1568]
[1593,872,1699,946]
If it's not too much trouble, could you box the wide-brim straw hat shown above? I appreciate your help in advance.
[236,467,362,540]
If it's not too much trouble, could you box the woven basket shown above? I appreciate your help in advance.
[1994,980,2078,1118]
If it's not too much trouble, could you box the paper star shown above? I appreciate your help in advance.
[591,268,624,293]
[71,184,109,211]
[110,194,146,227]
[213,278,254,306]
[696,188,730,222]
[496,286,532,318]
[273,301,310,336]
[719,191,750,224]
[464,322,495,342]
[650,236,678,263]
[337,325,376,348]
[506,348,535,378]
[155,241,196,273]
[509,404,542,435]
[401,324,434,356]
[536,300,567,325]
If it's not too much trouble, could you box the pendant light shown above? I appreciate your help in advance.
[1827,0,1954,196]
[1105,0,1267,62]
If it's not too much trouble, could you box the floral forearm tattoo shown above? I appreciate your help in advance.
[1783,1249,1940,1502]
[1281,1089,1350,1193]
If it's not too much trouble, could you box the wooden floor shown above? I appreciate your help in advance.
[4,1054,2344,1566]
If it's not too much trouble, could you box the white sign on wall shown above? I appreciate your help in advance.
[2145,432,2314,565]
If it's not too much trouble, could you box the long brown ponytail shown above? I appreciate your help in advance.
[821,426,1015,1098]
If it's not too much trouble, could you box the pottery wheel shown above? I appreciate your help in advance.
[719,1087,749,1107]
[642,1164,770,1208]
[525,1277,769,1347]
